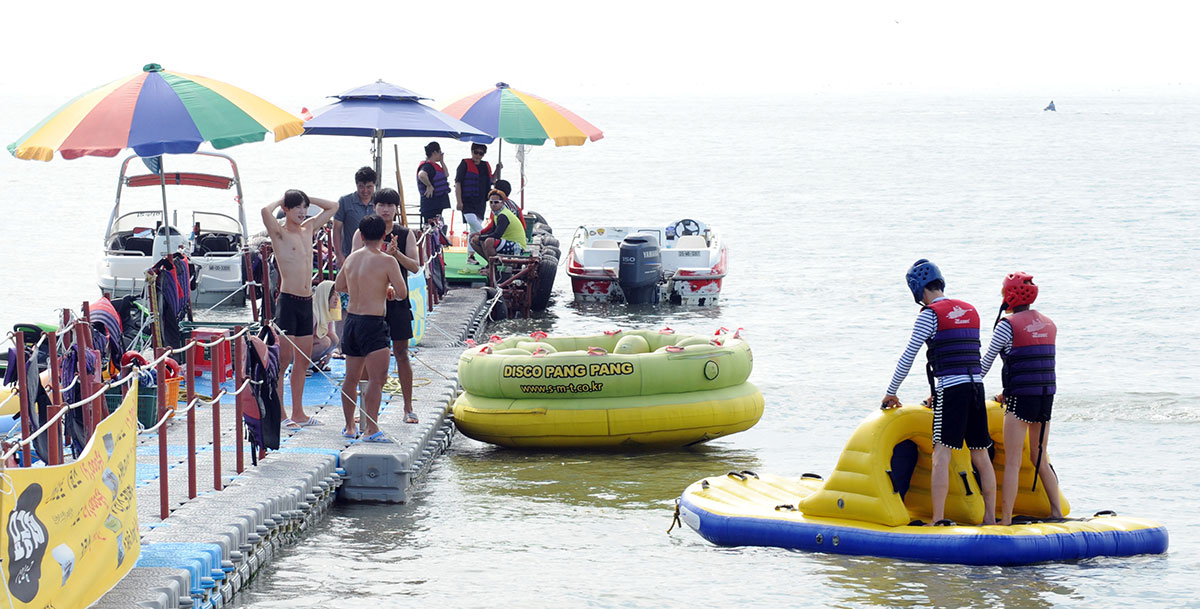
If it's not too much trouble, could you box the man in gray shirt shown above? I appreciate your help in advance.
[332,166,377,266]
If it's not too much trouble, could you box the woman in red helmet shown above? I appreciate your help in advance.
[980,272,1063,525]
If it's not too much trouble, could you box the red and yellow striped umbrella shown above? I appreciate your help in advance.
[8,63,302,161]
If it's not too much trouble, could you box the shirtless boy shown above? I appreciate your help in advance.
[335,215,407,442]
[261,190,338,427]
[351,188,420,424]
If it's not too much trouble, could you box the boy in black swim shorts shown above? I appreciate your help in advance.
[334,215,406,442]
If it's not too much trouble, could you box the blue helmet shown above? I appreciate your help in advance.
[905,259,944,303]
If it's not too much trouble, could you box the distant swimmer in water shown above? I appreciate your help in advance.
[1044,101,1056,112]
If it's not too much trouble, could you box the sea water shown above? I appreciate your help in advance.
[1,92,1196,607]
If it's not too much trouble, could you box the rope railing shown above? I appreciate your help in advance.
[1,372,137,462]
[138,378,252,435]
[2,325,253,464]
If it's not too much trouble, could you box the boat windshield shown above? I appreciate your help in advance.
[109,211,172,237]
[191,211,241,234]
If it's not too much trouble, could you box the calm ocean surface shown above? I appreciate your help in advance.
[1,92,1197,607]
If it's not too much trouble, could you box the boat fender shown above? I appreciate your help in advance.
[517,341,556,353]
[613,335,650,354]
[586,346,607,356]
[121,351,149,368]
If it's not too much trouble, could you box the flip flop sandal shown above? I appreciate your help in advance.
[362,431,392,443]
[404,411,419,424]
[342,427,359,439]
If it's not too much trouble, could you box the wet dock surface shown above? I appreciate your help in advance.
[94,289,489,609]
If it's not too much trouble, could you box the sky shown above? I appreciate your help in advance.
[1,0,1197,109]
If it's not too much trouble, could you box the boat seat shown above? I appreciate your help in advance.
[197,234,235,254]
[122,236,154,255]
[675,235,708,249]
[591,239,620,249]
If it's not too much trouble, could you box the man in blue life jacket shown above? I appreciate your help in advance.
[417,142,452,224]
[454,143,501,266]
[980,271,1063,525]
[881,259,997,526]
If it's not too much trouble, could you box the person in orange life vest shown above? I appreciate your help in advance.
[455,143,502,265]
[980,272,1063,525]
[417,142,452,224]
[882,259,997,526]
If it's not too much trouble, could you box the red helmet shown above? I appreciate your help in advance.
[1002,272,1038,311]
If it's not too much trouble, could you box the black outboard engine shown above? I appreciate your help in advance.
[618,235,661,304]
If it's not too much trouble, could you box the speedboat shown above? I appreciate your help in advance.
[97,152,251,307]
[565,219,726,305]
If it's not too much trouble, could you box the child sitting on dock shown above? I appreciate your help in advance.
[310,280,340,374]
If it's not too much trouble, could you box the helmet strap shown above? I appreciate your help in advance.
[992,302,1007,328]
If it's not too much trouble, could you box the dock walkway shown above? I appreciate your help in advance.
[93,289,489,609]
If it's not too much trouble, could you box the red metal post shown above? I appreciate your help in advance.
[185,343,197,499]
[211,337,224,491]
[73,317,94,438]
[156,348,169,520]
[13,332,32,467]
[233,329,245,473]
[46,330,63,466]
[81,301,105,428]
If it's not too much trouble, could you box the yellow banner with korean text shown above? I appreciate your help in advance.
[0,384,140,609]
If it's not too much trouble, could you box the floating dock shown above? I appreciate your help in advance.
[92,289,490,609]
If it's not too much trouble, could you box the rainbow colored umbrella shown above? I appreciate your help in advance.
[443,82,602,205]
[8,63,303,161]
[442,82,602,147]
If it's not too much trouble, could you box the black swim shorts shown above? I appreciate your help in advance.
[1005,394,1053,424]
[386,299,414,342]
[274,292,313,337]
[341,313,390,357]
[932,382,992,450]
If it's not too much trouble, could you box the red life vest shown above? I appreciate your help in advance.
[923,298,982,378]
[1002,309,1057,396]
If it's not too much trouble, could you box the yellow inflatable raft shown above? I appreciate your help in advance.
[452,329,763,447]
[678,402,1168,564]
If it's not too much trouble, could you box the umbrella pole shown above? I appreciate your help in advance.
[394,144,408,227]
[373,132,384,189]
[158,156,170,252]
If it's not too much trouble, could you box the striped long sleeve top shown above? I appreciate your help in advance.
[886,298,979,396]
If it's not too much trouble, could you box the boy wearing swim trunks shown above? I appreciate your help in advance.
[261,190,338,427]
[335,215,407,441]
[881,259,997,526]
[351,189,420,423]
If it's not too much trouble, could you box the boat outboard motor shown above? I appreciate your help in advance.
[618,235,661,304]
